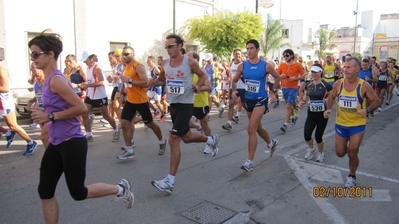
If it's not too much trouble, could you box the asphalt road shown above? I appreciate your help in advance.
[1,95,398,224]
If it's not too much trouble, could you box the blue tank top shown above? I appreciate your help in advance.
[242,60,268,100]
[34,81,44,108]
[358,68,373,86]
[42,70,84,145]
[149,67,161,92]
[204,64,215,88]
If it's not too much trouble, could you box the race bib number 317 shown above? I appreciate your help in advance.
[167,80,184,95]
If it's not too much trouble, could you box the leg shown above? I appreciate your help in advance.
[40,123,50,149]
[168,134,181,176]
[3,111,32,142]
[347,131,365,176]
[82,103,93,132]
[99,106,117,129]
[246,107,264,161]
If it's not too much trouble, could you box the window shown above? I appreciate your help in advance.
[282,29,289,38]
[110,42,129,51]
[308,28,312,43]
[27,32,42,79]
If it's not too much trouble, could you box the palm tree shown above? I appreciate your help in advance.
[312,29,338,59]
[260,14,291,59]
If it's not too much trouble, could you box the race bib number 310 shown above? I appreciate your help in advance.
[245,80,260,93]
[167,80,184,95]
[309,100,325,112]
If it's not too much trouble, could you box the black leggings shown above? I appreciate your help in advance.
[38,137,88,201]
[304,111,329,143]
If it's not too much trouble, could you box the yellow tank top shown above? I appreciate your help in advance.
[323,63,335,82]
[193,74,209,107]
[388,69,396,83]
[125,61,148,104]
[336,78,366,126]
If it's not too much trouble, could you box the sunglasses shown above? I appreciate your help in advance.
[283,55,290,58]
[311,71,321,73]
[165,43,177,49]
[122,53,132,57]
[31,51,48,59]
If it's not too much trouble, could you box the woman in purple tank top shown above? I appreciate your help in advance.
[28,30,134,223]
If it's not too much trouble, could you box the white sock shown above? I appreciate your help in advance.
[267,141,273,148]
[86,132,92,137]
[167,174,175,185]
[117,185,124,196]
[246,160,253,164]
[159,138,165,144]
[28,140,34,145]
[126,146,134,153]
[114,128,118,133]
[228,120,232,125]
[236,112,241,117]
[206,136,214,145]
[6,130,12,136]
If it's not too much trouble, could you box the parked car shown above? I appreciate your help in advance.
[15,70,115,117]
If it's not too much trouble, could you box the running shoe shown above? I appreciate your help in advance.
[115,179,134,209]
[151,178,174,194]
[159,114,167,122]
[23,141,38,156]
[344,176,356,188]
[152,111,160,119]
[268,139,278,157]
[6,131,16,148]
[232,116,240,123]
[315,152,324,162]
[159,139,168,155]
[280,124,287,133]
[304,147,316,160]
[222,123,232,131]
[117,150,135,160]
[240,160,253,172]
[210,134,219,156]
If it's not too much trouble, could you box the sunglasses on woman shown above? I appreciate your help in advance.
[31,51,48,59]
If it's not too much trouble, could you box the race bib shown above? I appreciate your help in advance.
[339,96,357,112]
[325,72,333,78]
[124,83,132,88]
[36,94,44,108]
[309,100,325,112]
[379,76,387,81]
[167,80,184,95]
[88,80,93,84]
[245,80,260,93]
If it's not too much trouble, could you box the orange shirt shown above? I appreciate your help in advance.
[124,61,148,104]
[277,62,305,88]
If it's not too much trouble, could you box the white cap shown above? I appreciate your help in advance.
[80,50,94,62]
[310,65,323,73]
[204,53,213,61]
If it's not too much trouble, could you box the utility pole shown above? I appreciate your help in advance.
[256,0,258,13]
[353,0,358,54]
[173,0,176,34]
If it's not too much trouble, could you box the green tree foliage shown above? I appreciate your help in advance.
[312,29,338,59]
[186,10,264,58]
[260,14,291,59]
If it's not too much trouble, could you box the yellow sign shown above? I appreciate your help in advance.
[375,33,387,39]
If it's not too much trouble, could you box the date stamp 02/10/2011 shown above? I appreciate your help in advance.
[313,186,373,198]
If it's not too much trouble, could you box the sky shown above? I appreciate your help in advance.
[217,0,397,29]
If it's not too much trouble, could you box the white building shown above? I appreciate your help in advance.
[0,0,217,91]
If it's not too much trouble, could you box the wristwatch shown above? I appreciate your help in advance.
[273,88,277,93]
[48,112,55,123]
[128,78,133,84]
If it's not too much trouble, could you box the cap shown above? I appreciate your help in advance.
[80,50,94,62]
[310,65,323,73]
[204,53,213,61]
[114,49,122,56]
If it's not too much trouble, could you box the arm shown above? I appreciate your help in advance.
[154,66,160,76]
[189,58,207,92]
[359,83,381,117]
[151,61,166,87]
[0,68,9,93]
[334,63,342,77]
[31,75,87,123]
[267,63,281,90]
[324,79,340,118]
[231,63,244,96]
[82,65,105,88]
[197,69,212,92]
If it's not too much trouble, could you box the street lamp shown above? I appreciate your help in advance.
[353,0,358,54]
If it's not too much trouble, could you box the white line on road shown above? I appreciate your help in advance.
[284,155,348,224]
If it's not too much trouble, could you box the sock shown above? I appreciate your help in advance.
[206,136,214,145]
[28,140,33,145]
[236,112,241,117]
[167,174,175,185]
[86,132,92,137]
[114,128,118,133]
[117,185,124,196]
[159,138,165,144]
[284,122,288,126]
[197,125,202,131]
[348,175,356,179]
[267,141,274,148]
[126,146,134,153]
[228,120,232,125]
[246,160,253,164]
[6,130,11,136]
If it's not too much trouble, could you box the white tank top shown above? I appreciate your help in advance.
[86,63,107,99]
[230,61,245,89]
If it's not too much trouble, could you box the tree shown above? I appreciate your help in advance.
[260,14,291,60]
[312,29,338,59]
[186,10,264,59]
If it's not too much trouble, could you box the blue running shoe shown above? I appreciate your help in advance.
[24,141,38,156]
[273,100,280,108]
[6,131,16,148]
